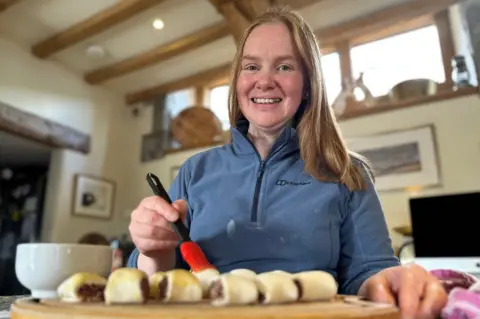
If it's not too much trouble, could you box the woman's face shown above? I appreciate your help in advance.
[236,22,304,133]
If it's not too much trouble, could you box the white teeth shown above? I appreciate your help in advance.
[252,98,282,104]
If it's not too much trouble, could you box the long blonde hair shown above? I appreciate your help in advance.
[227,6,373,191]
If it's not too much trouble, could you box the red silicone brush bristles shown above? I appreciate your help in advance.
[179,241,215,273]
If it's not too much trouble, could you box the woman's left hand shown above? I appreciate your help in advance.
[358,264,448,319]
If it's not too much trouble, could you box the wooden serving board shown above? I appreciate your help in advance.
[10,296,400,319]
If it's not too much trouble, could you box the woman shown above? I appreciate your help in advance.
[127,6,447,319]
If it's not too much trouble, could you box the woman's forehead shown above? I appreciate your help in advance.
[242,23,298,57]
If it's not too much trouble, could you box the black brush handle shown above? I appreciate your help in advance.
[146,173,190,242]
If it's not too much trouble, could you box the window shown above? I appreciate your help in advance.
[350,25,446,98]
[209,85,230,131]
[321,52,342,104]
[164,88,194,125]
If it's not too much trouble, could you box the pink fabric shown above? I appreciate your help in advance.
[428,269,480,319]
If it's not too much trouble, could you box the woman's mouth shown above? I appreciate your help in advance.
[251,98,283,104]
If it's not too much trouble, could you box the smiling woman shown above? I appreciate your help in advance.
[126,6,447,319]
[234,23,304,137]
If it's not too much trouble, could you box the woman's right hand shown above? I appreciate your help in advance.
[129,196,188,259]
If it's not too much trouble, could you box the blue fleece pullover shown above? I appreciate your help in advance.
[127,120,400,295]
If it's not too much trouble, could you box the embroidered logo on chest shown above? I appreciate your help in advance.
[275,179,311,186]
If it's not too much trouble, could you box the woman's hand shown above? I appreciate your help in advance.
[359,264,448,319]
[129,196,188,258]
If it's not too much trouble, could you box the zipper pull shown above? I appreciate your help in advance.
[258,161,265,178]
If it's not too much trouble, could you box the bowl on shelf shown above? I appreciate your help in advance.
[388,79,438,102]
[15,243,113,299]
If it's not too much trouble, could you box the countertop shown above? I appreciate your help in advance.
[0,295,29,318]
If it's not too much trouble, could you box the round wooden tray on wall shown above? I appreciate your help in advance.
[10,296,400,319]
[169,106,224,148]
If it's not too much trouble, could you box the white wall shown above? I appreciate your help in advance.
[339,95,480,247]
[0,35,139,243]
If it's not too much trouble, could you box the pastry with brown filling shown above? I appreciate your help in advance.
[292,270,338,301]
[209,273,259,306]
[229,268,257,281]
[155,269,203,303]
[255,271,299,304]
[192,268,220,298]
[148,271,166,299]
[57,272,107,303]
[104,268,149,304]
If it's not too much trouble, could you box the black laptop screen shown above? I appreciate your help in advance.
[409,192,480,258]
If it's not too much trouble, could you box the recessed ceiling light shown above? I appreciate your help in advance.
[153,19,164,30]
[85,44,105,59]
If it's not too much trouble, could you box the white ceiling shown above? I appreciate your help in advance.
[0,130,52,168]
[0,0,408,103]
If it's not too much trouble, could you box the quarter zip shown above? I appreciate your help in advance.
[248,141,287,224]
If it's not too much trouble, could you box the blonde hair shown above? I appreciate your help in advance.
[227,6,373,191]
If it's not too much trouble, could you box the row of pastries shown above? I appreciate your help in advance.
[57,267,338,307]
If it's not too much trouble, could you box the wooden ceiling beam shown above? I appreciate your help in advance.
[209,0,251,46]
[243,0,273,17]
[31,0,163,59]
[84,22,230,85]
[0,0,19,13]
[126,63,232,105]
[315,0,459,46]
[233,0,272,19]
[275,0,323,9]
[85,0,320,85]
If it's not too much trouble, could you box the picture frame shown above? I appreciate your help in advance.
[346,125,441,192]
[72,174,116,219]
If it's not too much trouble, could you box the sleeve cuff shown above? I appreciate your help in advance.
[126,248,140,268]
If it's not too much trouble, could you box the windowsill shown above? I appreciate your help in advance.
[337,86,479,121]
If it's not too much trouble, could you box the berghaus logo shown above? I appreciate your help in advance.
[276,180,311,186]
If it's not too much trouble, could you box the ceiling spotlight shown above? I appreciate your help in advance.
[153,19,164,30]
[85,45,105,59]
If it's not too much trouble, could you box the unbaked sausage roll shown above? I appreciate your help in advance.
[292,270,338,301]
[104,268,149,304]
[255,272,298,304]
[148,271,166,299]
[193,268,220,298]
[209,273,259,306]
[57,272,107,302]
[158,269,203,303]
[229,268,257,280]
[267,270,292,278]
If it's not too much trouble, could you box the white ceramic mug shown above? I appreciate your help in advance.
[15,243,113,299]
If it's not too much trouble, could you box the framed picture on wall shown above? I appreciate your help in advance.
[346,125,441,192]
[72,174,115,219]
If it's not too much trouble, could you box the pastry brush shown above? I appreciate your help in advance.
[146,172,216,273]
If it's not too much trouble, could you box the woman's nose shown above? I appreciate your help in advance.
[255,72,276,90]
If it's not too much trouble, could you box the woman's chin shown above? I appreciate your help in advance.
[249,118,290,132]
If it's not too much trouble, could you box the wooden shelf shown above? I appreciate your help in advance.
[337,86,479,122]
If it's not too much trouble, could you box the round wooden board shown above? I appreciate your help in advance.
[169,107,223,148]
[11,296,400,319]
